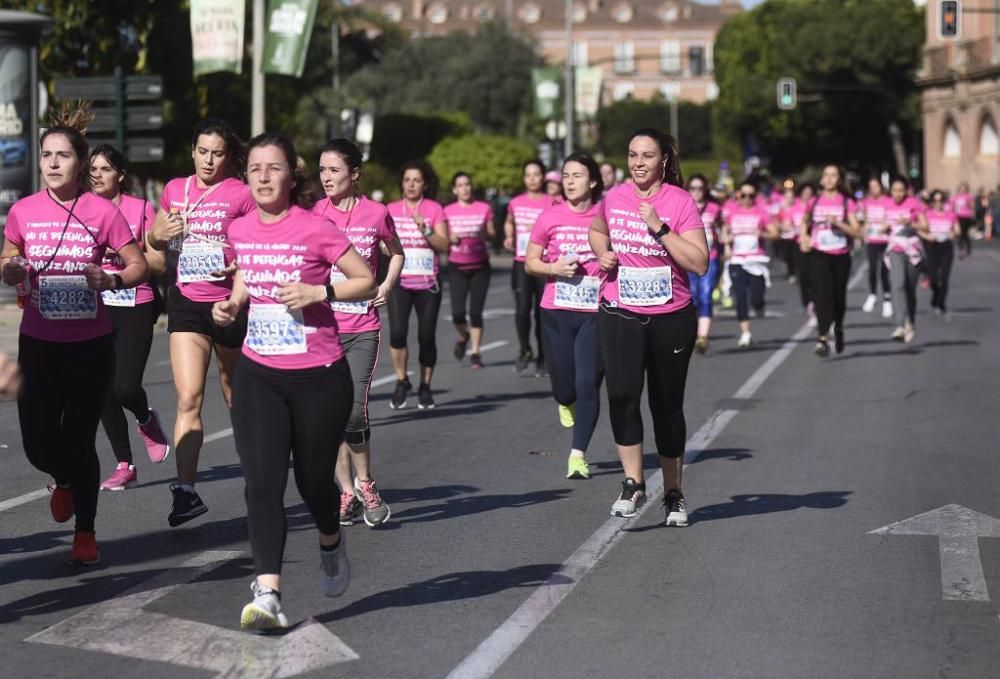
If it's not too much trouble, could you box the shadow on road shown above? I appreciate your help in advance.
[391,488,572,524]
[688,448,754,464]
[688,491,852,524]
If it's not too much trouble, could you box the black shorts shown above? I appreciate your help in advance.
[166,285,247,349]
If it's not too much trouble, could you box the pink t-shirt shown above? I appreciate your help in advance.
[808,194,856,256]
[726,205,769,262]
[599,183,702,315]
[926,208,958,242]
[508,193,554,262]
[529,202,602,312]
[313,195,397,334]
[386,199,445,292]
[229,205,353,370]
[5,190,136,342]
[102,193,157,305]
[721,198,737,223]
[783,199,808,241]
[159,176,254,303]
[862,196,890,245]
[697,201,722,258]
[952,193,974,219]
[885,197,925,256]
[444,201,492,269]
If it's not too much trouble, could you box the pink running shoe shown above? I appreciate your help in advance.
[137,409,171,464]
[100,462,138,491]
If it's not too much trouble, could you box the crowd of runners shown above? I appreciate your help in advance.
[0,107,977,632]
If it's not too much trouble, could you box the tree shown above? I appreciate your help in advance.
[596,97,713,160]
[713,0,924,176]
[427,135,536,197]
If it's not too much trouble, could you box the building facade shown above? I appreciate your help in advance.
[352,0,740,105]
[918,2,1000,192]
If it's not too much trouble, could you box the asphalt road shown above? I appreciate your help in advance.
[0,245,998,678]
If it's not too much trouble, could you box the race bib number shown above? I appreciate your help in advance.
[867,223,885,238]
[402,247,435,276]
[554,275,600,311]
[618,266,672,307]
[329,271,369,315]
[246,304,307,356]
[704,226,715,248]
[817,228,848,251]
[101,286,137,308]
[934,232,950,243]
[39,276,98,320]
[178,241,226,283]
[733,234,759,256]
[516,231,531,258]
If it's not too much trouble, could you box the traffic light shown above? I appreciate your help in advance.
[940,1,961,40]
[776,77,796,111]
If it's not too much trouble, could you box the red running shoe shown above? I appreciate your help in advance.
[69,531,100,565]
[48,485,74,523]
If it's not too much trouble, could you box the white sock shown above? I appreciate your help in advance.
[179,484,195,493]
[569,449,585,459]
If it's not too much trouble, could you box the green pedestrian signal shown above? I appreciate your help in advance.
[777,77,796,111]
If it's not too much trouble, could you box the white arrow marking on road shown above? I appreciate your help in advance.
[26,550,358,677]
[869,504,1000,602]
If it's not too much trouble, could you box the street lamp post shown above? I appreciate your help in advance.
[251,0,265,135]
[564,0,574,159]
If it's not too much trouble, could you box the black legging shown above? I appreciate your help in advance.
[810,252,851,337]
[958,217,973,256]
[925,241,955,312]
[388,284,442,369]
[794,246,812,308]
[231,357,352,575]
[101,304,156,464]
[540,309,602,452]
[866,243,891,298]
[511,261,544,359]
[775,239,796,278]
[729,263,766,322]
[450,264,490,328]
[598,304,696,459]
[18,334,113,534]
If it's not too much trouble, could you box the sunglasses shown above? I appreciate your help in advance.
[689,184,705,191]
[740,192,756,199]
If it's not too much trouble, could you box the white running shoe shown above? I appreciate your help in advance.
[737,331,752,348]
[882,300,893,318]
[320,534,351,597]
[610,478,646,518]
[240,581,288,632]
[862,294,876,313]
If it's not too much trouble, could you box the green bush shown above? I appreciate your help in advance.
[427,135,536,198]
[368,111,473,171]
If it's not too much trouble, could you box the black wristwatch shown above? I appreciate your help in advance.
[651,223,671,240]
[325,283,336,302]
[111,274,124,291]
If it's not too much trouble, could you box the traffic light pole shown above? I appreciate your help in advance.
[251,0,265,136]
[113,66,125,151]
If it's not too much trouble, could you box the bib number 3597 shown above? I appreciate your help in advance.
[617,266,672,307]
[246,304,307,356]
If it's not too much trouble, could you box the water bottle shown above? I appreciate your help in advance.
[8,251,29,309]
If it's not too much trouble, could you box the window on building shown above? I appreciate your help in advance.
[659,2,679,22]
[383,2,402,22]
[613,82,635,101]
[572,41,588,67]
[688,46,705,77]
[573,2,587,22]
[943,120,962,158]
[520,3,542,23]
[475,3,495,21]
[979,116,999,156]
[614,42,635,73]
[427,2,448,24]
[660,41,681,74]
[611,2,634,23]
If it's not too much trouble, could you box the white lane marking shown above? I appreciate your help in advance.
[869,504,1000,602]
[446,264,869,679]
[27,550,358,676]
[204,428,233,443]
[371,370,415,389]
[467,340,509,356]
[714,309,787,319]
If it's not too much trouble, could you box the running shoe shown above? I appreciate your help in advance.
[354,478,391,528]
[694,337,709,354]
[814,339,830,357]
[469,353,484,369]
[903,326,915,343]
[514,350,533,373]
[610,478,646,518]
[168,483,208,527]
[339,490,362,526]
[558,403,575,428]
[566,456,590,480]
[535,359,548,378]
[240,581,288,632]
[834,328,845,355]
[100,462,138,491]
[453,335,469,361]
[753,306,765,319]
[417,383,435,410]
[862,294,876,313]
[737,331,752,348]
[69,531,100,565]
[390,378,411,410]
[721,295,733,309]
[891,326,905,342]
[137,408,171,464]
[664,489,689,527]
[320,535,351,597]
[882,300,893,318]
[711,288,721,303]
[48,484,74,523]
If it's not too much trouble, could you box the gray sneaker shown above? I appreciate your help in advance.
[664,489,689,527]
[354,478,391,528]
[610,478,646,518]
[320,534,351,597]
[240,580,288,632]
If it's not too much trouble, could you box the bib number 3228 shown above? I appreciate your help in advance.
[617,266,672,307]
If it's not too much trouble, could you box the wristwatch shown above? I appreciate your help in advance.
[422,226,435,238]
[325,283,336,302]
[651,223,671,240]
[111,274,124,291]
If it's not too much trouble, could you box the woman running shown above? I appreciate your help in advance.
[860,177,892,318]
[386,160,449,410]
[953,182,974,258]
[723,180,778,348]
[685,173,722,353]
[774,180,798,282]
[1,109,148,564]
[589,128,708,527]
[147,119,254,527]
[800,164,862,356]
[923,189,959,315]
[212,132,376,631]
[504,160,552,374]
[315,138,404,529]
[525,153,604,480]
[885,177,927,343]
[545,170,563,203]
[89,144,171,491]
[785,183,816,326]
[444,172,493,368]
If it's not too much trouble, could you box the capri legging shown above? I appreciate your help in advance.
[101,303,156,464]
[866,243,891,298]
[598,303,696,459]
[511,261,545,358]
[810,251,851,336]
[387,284,442,368]
[231,356,353,575]
[450,264,490,327]
[687,257,720,319]
[540,309,602,452]
[341,330,379,443]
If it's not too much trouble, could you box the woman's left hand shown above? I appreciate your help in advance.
[84,263,112,291]
[638,203,660,231]
[277,282,325,310]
